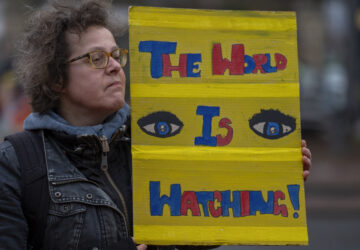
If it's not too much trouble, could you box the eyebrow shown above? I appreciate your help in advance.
[86,46,119,52]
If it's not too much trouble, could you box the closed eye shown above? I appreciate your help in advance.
[137,111,184,138]
[249,109,296,139]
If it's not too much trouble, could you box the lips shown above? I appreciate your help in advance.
[106,81,122,90]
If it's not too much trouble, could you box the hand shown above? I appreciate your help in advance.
[132,238,147,250]
[137,244,147,250]
[301,139,312,181]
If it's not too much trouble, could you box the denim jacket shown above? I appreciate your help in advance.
[0,128,136,250]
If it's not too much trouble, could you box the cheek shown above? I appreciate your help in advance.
[120,69,126,86]
[66,69,100,97]
[118,70,126,98]
[70,66,100,85]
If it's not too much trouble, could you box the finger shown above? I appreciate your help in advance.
[137,244,147,250]
[301,139,307,148]
[303,170,310,181]
[302,147,312,160]
[302,155,311,171]
[132,238,147,250]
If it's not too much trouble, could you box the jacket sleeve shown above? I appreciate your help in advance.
[0,141,28,249]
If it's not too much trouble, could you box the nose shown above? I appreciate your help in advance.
[105,56,121,74]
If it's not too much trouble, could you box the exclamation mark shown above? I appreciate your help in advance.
[287,184,300,218]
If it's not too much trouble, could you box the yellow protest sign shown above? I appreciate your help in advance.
[129,6,308,246]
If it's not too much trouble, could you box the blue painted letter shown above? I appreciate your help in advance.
[195,106,219,146]
[150,181,181,216]
[249,191,274,215]
[138,41,177,78]
[195,191,214,216]
[262,54,277,73]
[187,53,202,77]
[221,191,241,217]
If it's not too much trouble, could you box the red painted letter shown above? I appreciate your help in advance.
[241,191,250,216]
[216,118,233,146]
[162,54,187,77]
[181,191,201,216]
[274,191,288,217]
[212,44,244,75]
[209,191,222,217]
[275,53,287,70]
[252,54,267,74]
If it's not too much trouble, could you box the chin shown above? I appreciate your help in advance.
[110,99,125,112]
[100,94,125,113]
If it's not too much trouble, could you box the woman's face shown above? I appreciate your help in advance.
[60,25,126,125]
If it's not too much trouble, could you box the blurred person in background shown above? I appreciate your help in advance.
[0,0,311,249]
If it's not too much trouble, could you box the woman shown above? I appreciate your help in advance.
[0,0,311,249]
[0,1,145,249]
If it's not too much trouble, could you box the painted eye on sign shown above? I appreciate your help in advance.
[249,109,296,139]
[137,111,184,138]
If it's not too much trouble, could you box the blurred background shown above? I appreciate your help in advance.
[0,0,359,249]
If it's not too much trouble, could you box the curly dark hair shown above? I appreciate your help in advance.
[15,0,119,113]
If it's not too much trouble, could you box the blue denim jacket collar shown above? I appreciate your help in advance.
[43,132,123,214]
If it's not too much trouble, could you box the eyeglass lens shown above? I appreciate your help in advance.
[90,52,108,68]
[89,49,127,68]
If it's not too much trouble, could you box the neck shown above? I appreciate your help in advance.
[58,105,110,127]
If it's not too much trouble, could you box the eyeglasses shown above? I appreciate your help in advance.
[67,48,128,69]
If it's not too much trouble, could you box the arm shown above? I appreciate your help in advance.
[0,141,28,249]
[301,139,312,181]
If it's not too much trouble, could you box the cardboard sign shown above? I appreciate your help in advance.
[129,6,308,246]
